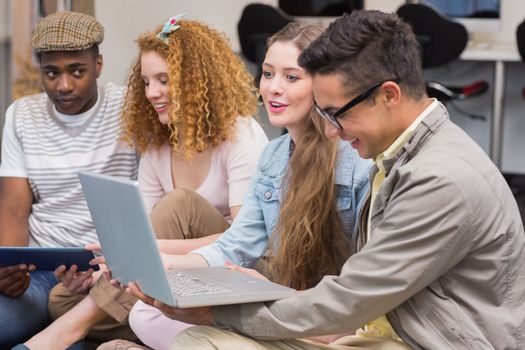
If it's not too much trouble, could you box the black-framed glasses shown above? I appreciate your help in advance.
[314,79,400,130]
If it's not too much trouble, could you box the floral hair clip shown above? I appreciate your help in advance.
[156,13,186,43]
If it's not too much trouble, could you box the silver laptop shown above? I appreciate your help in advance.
[78,171,295,308]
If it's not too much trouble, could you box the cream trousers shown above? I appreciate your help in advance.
[172,326,413,350]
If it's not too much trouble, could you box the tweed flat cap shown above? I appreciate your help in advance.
[31,11,104,52]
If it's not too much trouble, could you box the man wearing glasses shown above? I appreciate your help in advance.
[142,10,525,350]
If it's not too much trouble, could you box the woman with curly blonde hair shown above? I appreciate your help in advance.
[121,15,268,247]
[123,17,262,160]
[19,15,268,350]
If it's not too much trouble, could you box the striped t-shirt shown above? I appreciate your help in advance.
[0,83,138,247]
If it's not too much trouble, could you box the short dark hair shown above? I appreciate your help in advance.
[298,10,426,99]
[36,44,100,63]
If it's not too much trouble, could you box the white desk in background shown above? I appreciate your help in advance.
[460,40,521,168]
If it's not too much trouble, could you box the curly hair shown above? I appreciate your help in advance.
[265,23,351,290]
[122,19,259,159]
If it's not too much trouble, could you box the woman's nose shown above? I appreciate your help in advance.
[145,83,161,99]
[268,77,283,95]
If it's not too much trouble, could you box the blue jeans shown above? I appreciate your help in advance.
[0,271,57,348]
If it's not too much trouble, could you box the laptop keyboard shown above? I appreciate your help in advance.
[167,271,232,296]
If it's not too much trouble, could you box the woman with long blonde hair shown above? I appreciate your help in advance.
[115,21,371,350]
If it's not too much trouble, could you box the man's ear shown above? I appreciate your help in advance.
[382,81,401,108]
[95,54,103,79]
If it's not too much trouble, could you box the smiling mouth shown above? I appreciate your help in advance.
[341,135,357,144]
[153,103,168,111]
[269,101,288,108]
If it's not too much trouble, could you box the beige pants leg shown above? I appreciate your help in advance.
[48,281,138,341]
[172,326,413,350]
[48,188,230,340]
[150,188,230,239]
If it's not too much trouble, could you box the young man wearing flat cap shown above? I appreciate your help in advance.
[0,11,138,347]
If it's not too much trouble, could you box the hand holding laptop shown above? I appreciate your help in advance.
[222,261,269,281]
[120,261,267,325]
[85,243,104,264]
[128,279,214,326]
[98,261,214,325]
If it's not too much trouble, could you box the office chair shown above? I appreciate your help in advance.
[278,0,362,16]
[237,3,293,85]
[516,18,525,99]
[397,3,489,121]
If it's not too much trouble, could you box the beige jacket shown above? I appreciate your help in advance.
[214,104,525,350]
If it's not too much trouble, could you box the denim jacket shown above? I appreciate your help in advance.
[193,134,371,268]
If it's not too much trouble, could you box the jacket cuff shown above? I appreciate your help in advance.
[190,245,227,267]
[213,303,244,332]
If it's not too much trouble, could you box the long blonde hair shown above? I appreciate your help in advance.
[267,23,351,290]
[122,19,258,159]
